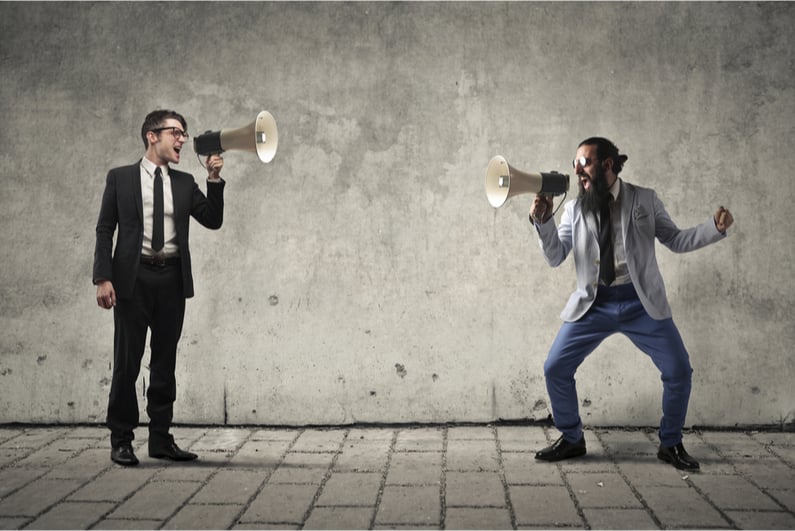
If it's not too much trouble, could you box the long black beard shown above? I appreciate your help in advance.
[578,166,612,217]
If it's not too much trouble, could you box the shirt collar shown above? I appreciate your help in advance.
[608,177,621,201]
[141,157,167,178]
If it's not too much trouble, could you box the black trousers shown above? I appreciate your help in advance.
[107,261,185,448]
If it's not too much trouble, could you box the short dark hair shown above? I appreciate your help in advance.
[578,137,628,175]
[141,110,187,149]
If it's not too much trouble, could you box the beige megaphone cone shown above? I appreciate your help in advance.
[485,155,569,208]
[194,110,278,163]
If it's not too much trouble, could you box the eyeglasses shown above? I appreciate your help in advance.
[151,127,189,140]
[572,156,595,169]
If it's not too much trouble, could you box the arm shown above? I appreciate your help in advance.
[93,171,118,309]
[653,192,732,252]
[532,196,573,267]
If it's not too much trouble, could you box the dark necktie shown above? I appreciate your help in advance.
[152,167,164,252]
[599,197,615,286]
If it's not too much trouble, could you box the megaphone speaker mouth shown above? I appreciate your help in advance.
[193,110,278,164]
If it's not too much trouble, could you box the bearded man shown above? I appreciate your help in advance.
[530,137,733,470]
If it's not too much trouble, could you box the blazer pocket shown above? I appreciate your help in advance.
[632,207,654,237]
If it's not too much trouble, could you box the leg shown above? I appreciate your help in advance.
[544,303,617,442]
[621,301,692,447]
[143,264,185,444]
[106,282,153,449]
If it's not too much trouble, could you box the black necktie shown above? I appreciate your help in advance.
[599,197,615,286]
[152,167,164,252]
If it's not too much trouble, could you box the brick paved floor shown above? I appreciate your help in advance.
[0,425,792,529]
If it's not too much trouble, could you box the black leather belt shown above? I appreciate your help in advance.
[140,255,181,267]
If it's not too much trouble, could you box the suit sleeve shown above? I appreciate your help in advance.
[535,201,573,267]
[652,191,725,253]
[93,170,118,284]
[190,179,225,230]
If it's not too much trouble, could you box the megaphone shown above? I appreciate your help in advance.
[485,155,569,208]
[193,110,278,163]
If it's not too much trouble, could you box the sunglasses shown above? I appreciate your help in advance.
[572,156,596,169]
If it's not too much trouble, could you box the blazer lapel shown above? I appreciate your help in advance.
[619,180,635,244]
[133,160,143,223]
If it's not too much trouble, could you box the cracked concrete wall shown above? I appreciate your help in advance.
[1,2,793,428]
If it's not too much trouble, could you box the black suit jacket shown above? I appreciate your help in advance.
[93,160,224,299]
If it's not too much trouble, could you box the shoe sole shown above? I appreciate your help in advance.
[535,448,587,462]
[111,458,139,466]
[149,453,198,461]
[657,452,699,470]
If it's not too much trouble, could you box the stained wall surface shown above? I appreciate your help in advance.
[1,2,793,428]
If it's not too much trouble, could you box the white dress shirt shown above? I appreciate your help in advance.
[140,157,178,257]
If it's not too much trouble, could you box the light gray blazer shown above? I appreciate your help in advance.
[535,180,726,322]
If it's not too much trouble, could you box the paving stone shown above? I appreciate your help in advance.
[43,448,110,480]
[446,439,499,471]
[315,471,382,506]
[497,426,549,452]
[0,466,49,497]
[239,483,319,524]
[0,517,30,529]
[13,439,87,467]
[386,451,442,485]
[190,428,251,452]
[581,507,658,529]
[448,426,495,440]
[726,509,795,530]
[509,485,581,527]
[250,429,300,442]
[733,460,795,490]
[93,518,163,529]
[291,429,346,452]
[567,471,642,508]
[162,503,243,529]
[26,501,115,529]
[304,506,375,529]
[347,428,394,442]
[689,473,783,510]
[445,471,506,507]
[0,448,30,467]
[0,428,67,449]
[375,485,440,525]
[267,465,327,485]
[230,439,291,467]
[700,432,771,459]
[598,429,657,457]
[108,480,201,520]
[501,453,564,485]
[67,467,157,502]
[191,470,268,504]
[768,488,795,511]
[0,478,83,517]
[637,485,729,528]
[281,451,335,469]
[617,460,692,487]
[394,428,444,452]
[154,463,219,482]
[445,506,512,529]
[334,440,391,472]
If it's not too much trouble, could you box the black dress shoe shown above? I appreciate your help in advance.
[111,445,139,466]
[658,443,700,470]
[149,440,198,461]
[535,435,587,462]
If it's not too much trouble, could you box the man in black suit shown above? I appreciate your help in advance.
[93,110,225,466]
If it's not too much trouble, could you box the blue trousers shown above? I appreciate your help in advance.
[544,284,692,447]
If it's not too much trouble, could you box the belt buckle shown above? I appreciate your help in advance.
[150,252,167,267]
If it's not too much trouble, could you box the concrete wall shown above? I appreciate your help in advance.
[1,2,793,429]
